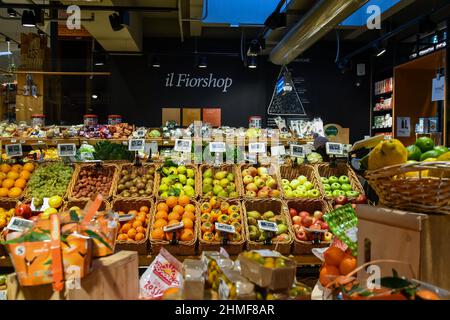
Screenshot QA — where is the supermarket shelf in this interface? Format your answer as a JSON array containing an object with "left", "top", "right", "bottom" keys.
[
  {"left": 374, "top": 91, "right": 393, "bottom": 97},
  {"left": 373, "top": 109, "right": 393, "bottom": 114}
]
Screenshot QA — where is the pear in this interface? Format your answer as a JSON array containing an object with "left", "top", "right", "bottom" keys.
[
  {"left": 247, "top": 210, "right": 261, "bottom": 220},
  {"left": 215, "top": 171, "right": 228, "bottom": 180},
  {"left": 248, "top": 217, "right": 258, "bottom": 226},
  {"left": 203, "top": 168, "right": 213, "bottom": 179},
  {"left": 262, "top": 211, "right": 275, "bottom": 220}
]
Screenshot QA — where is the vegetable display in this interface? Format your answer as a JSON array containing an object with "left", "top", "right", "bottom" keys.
[{"left": 93, "top": 141, "right": 134, "bottom": 161}]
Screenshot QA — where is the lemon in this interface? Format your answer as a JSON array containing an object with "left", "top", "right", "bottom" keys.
[
  {"left": 368, "top": 139, "right": 408, "bottom": 170},
  {"left": 69, "top": 206, "right": 81, "bottom": 212},
  {"left": 44, "top": 207, "right": 58, "bottom": 215},
  {"left": 48, "top": 196, "right": 63, "bottom": 209}
]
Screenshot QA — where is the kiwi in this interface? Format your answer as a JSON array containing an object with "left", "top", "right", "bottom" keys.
[
  {"left": 123, "top": 191, "right": 131, "bottom": 197},
  {"left": 117, "top": 184, "right": 125, "bottom": 192},
  {"left": 130, "top": 186, "right": 138, "bottom": 193},
  {"left": 136, "top": 182, "right": 145, "bottom": 190},
  {"left": 121, "top": 170, "right": 129, "bottom": 176},
  {"left": 125, "top": 181, "right": 133, "bottom": 189}
]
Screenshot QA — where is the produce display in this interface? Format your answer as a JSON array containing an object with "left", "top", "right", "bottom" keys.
[
  {"left": 246, "top": 208, "right": 291, "bottom": 243},
  {"left": 319, "top": 246, "right": 357, "bottom": 287},
  {"left": 27, "top": 162, "right": 73, "bottom": 207},
  {"left": 241, "top": 166, "right": 280, "bottom": 198},
  {"left": 157, "top": 162, "right": 196, "bottom": 198},
  {"left": 201, "top": 168, "right": 238, "bottom": 198},
  {"left": 281, "top": 175, "right": 320, "bottom": 199},
  {"left": 0, "top": 206, "right": 15, "bottom": 231},
  {"left": 116, "top": 205, "right": 150, "bottom": 242},
  {"left": 320, "top": 175, "right": 359, "bottom": 199},
  {"left": 241, "top": 251, "right": 287, "bottom": 268},
  {"left": 0, "top": 163, "right": 34, "bottom": 199},
  {"left": 71, "top": 165, "right": 115, "bottom": 199},
  {"left": 116, "top": 165, "right": 155, "bottom": 198},
  {"left": 289, "top": 207, "right": 332, "bottom": 243},
  {"left": 93, "top": 141, "right": 134, "bottom": 161}
]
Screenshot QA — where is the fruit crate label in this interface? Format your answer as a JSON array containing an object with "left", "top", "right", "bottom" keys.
[
  {"left": 31, "top": 197, "right": 50, "bottom": 212},
  {"left": 209, "top": 142, "right": 226, "bottom": 153},
  {"left": 5, "top": 144, "right": 22, "bottom": 157},
  {"left": 270, "top": 145, "right": 286, "bottom": 156},
  {"left": 10, "top": 139, "right": 16, "bottom": 143},
  {"left": 57, "top": 143, "right": 76, "bottom": 157},
  {"left": 258, "top": 220, "right": 278, "bottom": 232},
  {"left": 163, "top": 221, "right": 184, "bottom": 232},
  {"left": 215, "top": 223, "right": 235, "bottom": 234},
  {"left": 290, "top": 144, "right": 306, "bottom": 158},
  {"left": 174, "top": 139, "right": 192, "bottom": 153},
  {"left": 248, "top": 142, "right": 266, "bottom": 154},
  {"left": 6, "top": 217, "right": 34, "bottom": 232},
  {"left": 118, "top": 213, "right": 135, "bottom": 222},
  {"left": 326, "top": 142, "right": 344, "bottom": 156},
  {"left": 253, "top": 249, "right": 281, "bottom": 258},
  {"left": 129, "top": 139, "right": 145, "bottom": 151},
  {"left": 218, "top": 279, "right": 230, "bottom": 300}
]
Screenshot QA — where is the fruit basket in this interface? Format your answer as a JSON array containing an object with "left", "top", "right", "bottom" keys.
[
  {"left": 150, "top": 196, "right": 199, "bottom": 256},
  {"left": 278, "top": 164, "right": 322, "bottom": 199},
  {"left": 365, "top": 161, "right": 450, "bottom": 215},
  {"left": 239, "top": 164, "right": 282, "bottom": 199},
  {"left": 155, "top": 163, "right": 200, "bottom": 200},
  {"left": 315, "top": 162, "right": 364, "bottom": 201},
  {"left": 113, "top": 163, "right": 157, "bottom": 199},
  {"left": 286, "top": 199, "right": 333, "bottom": 255},
  {"left": 68, "top": 163, "right": 119, "bottom": 201},
  {"left": 0, "top": 162, "right": 36, "bottom": 201},
  {"left": 242, "top": 198, "right": 293, "bottom": 255},
  {"left": 197, "top": 198, "right": 245, "bottom": 255},
  {"left": 113, "top": 198, "right": 153, "bottom": 255},
  {"left": 198, "top": 164, "right": 242, "bottom": 199}
]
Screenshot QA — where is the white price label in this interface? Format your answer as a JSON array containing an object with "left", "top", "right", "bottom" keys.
[
  {"left": 248, "top": 142, "right": 266, "bottom": 154},
  {"left": 118, "top": 213, "right": 135, "bottom": 222},
  {"left": 258, "top": 220, "right": 278, "bottom": 232},
  {"left": 174, "top": 139, "right": 192, "bottom": 153},
  {"left": 246, "top": 153, "right": 257, "bottom": 164},
  {"left": 128, "top": 139, "right": 145, "bottom": 151},
  {"left": 57, "top": 143, "right": 76, "bottom": 157},
  {"left": 31, "top": 197, "right": 50, "bottom": 212},
  {"left": 6, "top": 217, "right": 34, "bottom": 232},
  {"left": 290, "top": 144, "right": 305, "bottom": 158},
  {"left": 253, "top": 249, "right": 282, "bottom": 258},
  {"left": 136, "top": 130, "right": 146, "bottom": 138},
  {"left": 326, "top": 142, "right": 344, "bottom": 156},
  {"left": 10, "top": 139, "right": 16, "bottom": 143},
  {"left": 215, "top": 223, "right": 236, "bottom": 234},
  {"left": 163, "top": 221, "right": 184, "bottom": 232},
  {"left": 209, "top": 142, "right": 226, "bottom": 153},
  {"left": 5, "top": 144, "right": 22, "bottom": 157},
  {"left": 345, "top": 227, "right": 358, "bottom": 242},
  {"left": 270, "top": 145, "right": 285, "bottom": 156}
]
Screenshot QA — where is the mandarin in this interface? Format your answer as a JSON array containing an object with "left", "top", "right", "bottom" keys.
[
  {"left": 319, "top": 264, "right": 341, "bottom": 287},
  {"left": 127, "top": 228, "right": 137, "bottom": 239},
  {"left": 19, "top": 170, "right": 31, "bottom": 180},
  {"left": 166, "top": 196, "right": 178, "bottom": 208},
  {"left": 0, "top": 188, "right": 8, "bottom": 197},
  {"left": 23, "top": 163, "right": 35, "bottom": 172},
  {"left": 117, "top": 234, "right": 128, "bottom": 241},
  {"left": 172, "top": 205, "right": 184, "bottom": 215},
  {"left": 181, "top": 218, "right": 194, "bottom": 229},
  {"left": 324, "top": 247, "right": 346, "bottom": 267},
  {"left": 8, "top": 187, "right": 22, "bottom": 198},
  {"left": 121, "top": 223, "right": 132, "bottom": 233},
  {"left": 11, "top": 164, "right": 22, "bottom": 172},
  {"left": 14, "top": 178, "right": 27, "bottom": 189},
  {"left": 151, "top": 228, "right": 164, "bottom": 240},
  {"left": 154, "top": 219, "right": 168, "bottom": 229},
  {"left": 184, "top": 204, "right": 195, "bottom": 213},
  {"left": 182, "top": 211, "right": 195, "bottom": 221},
  {"left": 339, "top": 256, "right": 357, "bottom": 275},
  {"left": 136, "top": 226, "right": 146, "bottom": 234},
  {"left": 0, "top": 164, "right": 11, "bottom": 173},
  {"left": 155, "top": 210, "right": 168, "bottom": 220},
  {"left": 139, "top": 206, "right": 149, "bottom": 213},
  {"left": 135, "top": 233, "right": 145, "bottom": 241},
  {"left": 178, "top": 195, "right": 190, "bottom": 207},
  {"left": 180, "top": 229, "right": 194, "bottom": 242},
  {"left": 6, "top": 171, "right": 19, "bottom": 180},
  {"left": 156, "top": 202, "right": 169, "bottom": 212}
]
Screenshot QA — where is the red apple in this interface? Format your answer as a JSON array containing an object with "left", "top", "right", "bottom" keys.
[
  {"left": 302, "top": 216, "right": 313, "bottom": 227},
  {"left": 313, "top": 211, "right": 323, "bottom": 220},
  {"left": 292, "top": 224, "right": 302, "bottom": 233},
  {"left": 257, "top": 189, "right": 269, "bottom": 198},
  {"left": 299, "top": 211, "right": 310, "bottom": 219},
  {"left": 289, "top": 208, "right": 298, "bottom": 218},
  {"left": 15, "top": 203, "right": 32, "bottom": 219},
  {"left": 321, "top": 222, "right": 329, "bottom": 230},
  {"left": 292, "top": 216, "right": 302, "bottom": 226},
  {"left": 335, "top": 196, "right": 349, "bottom": 205},
  {"left": 354, "top": 194, "right": 368, "bottom": 204},
  {"left": 296, "top": 230, "right": 308, "bottom": 241}
]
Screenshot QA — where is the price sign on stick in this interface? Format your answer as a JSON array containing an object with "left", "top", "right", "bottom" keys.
[
  {"left": 6, "top": 217, "right": 34, "bottom": 232},
  {"left": 57, "top": 143, "right": 76, "bottom": 157},
  {"left": 271, "top": 145, "right": 285, "bottom": 156},
  {"left": 290, "top": 144, "right": 305, "bottom": 158},
  {"left": 215, "top": 223, "right": 236, "bottom": 234},
  {"left": 209, "top": 142, "right": 226, "bottom": 153},
  {"left": 128, "top": 139, "right": 145, "bottom": 151},
  {"left": 258, "top": 220, "right": 278, "bottom": 232},
  {"left": 6, "top": 144, "right": 22, "bottom": 157},
  {"left": 326, "top": 142, "right": 344, "bottom": 156},
  {"left": 248, "top": 142, "right": 266, "bottom": 154},
  {"left": 174, "top": 139, "right": 192, "bottom": 153},
  {"left": 163, "top": 222, "right": 184, "bottom": 232}
]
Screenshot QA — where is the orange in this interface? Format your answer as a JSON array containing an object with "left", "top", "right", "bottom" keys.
[
  {"left": 121, "top": 223, "right": 132, "bottom": 233},
  {"left": 0, "top": 164, "right": 11, "bottom": 173},
  {"left": 135, "top": 233, "right": 145, "bottom": 241},
  {"left": 0, "top": 172, "right": 6, "bottom": 180},
  {"left": 11, "top": 164, "right": 22, "bottom": 172},
  {"left": 181, "top": 218, "right": 194, "bottom": 229},
  {"left": 165, "top": 230, "right": 181, "bottom": 241},
  {"left": 136, "top": 215, "right": 146, "bottom": 224},
  {"left": 168, "top": 212, "right": 180, "bottom": 221},
  {"left": 319, "top": 264, "right": 341, "bottom": 287},
  {"left": 339, "top": 256, "right": 357, "bottom": 275},
  {"left": 19, "top": 170, "right": 31, "bottom": 181},
  {"left": 14, "top": 178, "right": 27, "bottom": 189},
  {"left": 178, "top": 195, "right": 190, "bottom": 207},
  {"left": 184, "top": 204, "right": 195, "bottom": 213},
  {"left": 155, "top": 210, "right": 168, "bottom": 220},
  {"left": 172, "top": 205, "right": 184, "bottom": 215},
  {"left": 151, "top": 228, "right": 164, "bottom": 240},
  {"left": 166, "top": 196, "right": 178, "bottom": 208},
  {"left": 6, "top": 171, "right": 19, "bottom": 181},
  {"left": 324, "top": 247, "right": 346, "bottom": 267},
  {"left": 8, "top": 187, "right": 22, "bottom": 198},
  {"left": 23, "top": 163, "right": 35, "bottom": 173},
  {"left": 180, "top": 229, "right": 194, "bottom": 242},
  {"left": 154, "top": 219, "right": 168, "bottom": 229},
  {"left": 117, "top": 234, "right": 128, "bottom": 241},
  {"left": 2, "top": 179, "right": 14, "bottom": 189},
  {"left": 182, "top": 211, "right": 195, "bottom": 221},
  {"left": 168, "top": 219, "right": 181, "bottom": 226},
  {"left": 128, "top": 210, "right": 138, "bottom": 216},
  {"left": 127, "top": 228, "right": 137, "bottom": 239},
  {"left": 132, "top": 220, "right": 143, "bottom": 229},
  {"left": 139, "top": 206, "right": 149, "bottom": 213},
  {"left": 136, "top": 226, "right": 146, "bottom": 234},
  {"left": 0, "top": 188, "right": 8, "bottom": 197},
  {"left": 156, "top": 202, "right": 169, "bottom": 212}
]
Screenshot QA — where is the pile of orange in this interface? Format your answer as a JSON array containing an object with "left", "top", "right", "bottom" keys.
[
  {"left": 0, "top": 163, "right": 34, "bottom": 198},
  {"left": 117, "top": 205, "right": 150, "bottom": 242},
  {"left": 319, "top": 247, "right": 357, "bottom": 287},
  {"left": 150, "top": 195, "right": 195, "bottom": 242}
]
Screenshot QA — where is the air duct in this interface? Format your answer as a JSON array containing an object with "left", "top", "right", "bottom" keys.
[{"left": 269, "top": 0, "right": 368, "bottom": 65}]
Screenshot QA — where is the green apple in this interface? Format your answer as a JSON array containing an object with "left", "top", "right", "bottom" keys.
[
  {"left": 203, "top": 177, "right": 213, "bottom": 186},
  {"left": 229, "top": 191, "right": 239, "bottom": 198},
  {"left": 285, "top": 189, "right": 294, "bottom": 198},
  {"left": 303, "top": 181, "right": 313, "bottom": 191},
  {"left": 177, "top": 165, "right": 187, "bottom": 175},
  {"left": 323, "top": 184, "right": 331, "bottom": 191},
  {"left": 187, "top": 178, "right": 195, "bottom": 186},
  {"left": 203, "top": 184, "right": 213, "bottom": 194},
  {"left": 331, "top": 183, "right": 341, "bottom": 191},
  {"left": 213, "top": 185, "right": 223, "bottom": 195},
  {"left": 220, "top": 178, "right": 229, "bottom": 187},
  {"left": 226, "top": 183, "right": 236, "bottom": 192},
  {"left": 297, "top": 175, "right": 308, "bottom": 185},
  {"left": 307, "top": 189, "right": 320, "bottom": 198},
  {"left": 159, "top": 184, "right": 169, "bottom": 192},
  {"left": 169, "top": 167, "right": 178, "bottom": 175},
  {"left": 213, "top": 179, "right": 220, "bottom": 185},
  {"left": 339, "top": 175, "right": 350, "bottom": 184},
  {"left": 227, "top": 173, "right": 235, "bottom": 181},
  {"left": 174, "top": 182, "right": 183, "bottom": 190},
  {"left": 186, "top": 168, "right": 195, "bottom": 178},
  {"left": 218, "top": 190, "right": 228, "bottom": 198},
  {"left": 346, "top": 191, "right": 359, "bottom": 198},
  {"left": 282, "top": 179, "right": 290, "bottom": 186},
  {"left": 329, "top": 176, "right": 339, "bottom": 184},
  {"left": 321, "top": 177, "right": 329, "bottom": 184},
  {"left": 341, "top": 183, "right": 352, "bottom": 192},
  {"left": 290, "top": 179, "right": 301, "bottom": 189},
  {"left": 161, "top": 177, "right": 171, "bottom": 185},
  {"left": 178, "top": 174, "right": 187, "bottom": 184},
  {"left": 203, "top": 168, "right": 213, "bottom": 178},
  {"left": 332, "top": 190, "right": 344, "bottom": 197},
  {"left": 160, "top": 191, "right": 168, "bottom": 198},
  {"left": 325, "top": 191, "right": 332, "bottom": 197},
  {"left": 215, "top": 171, "right": 227, "bottom": 180},
  {"left": 296, "top": 185, "right": 306, "bottom": 192}
]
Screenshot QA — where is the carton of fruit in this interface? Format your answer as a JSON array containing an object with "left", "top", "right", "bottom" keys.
[
  {"left": 238, "top": 250, "right": 296, "bottom": 291},
  {"left": 199, "top": 164, "right": 242, "bottom": 199},
  {"left": 0, "top": 162, "right": 36, "bottom": 201}
]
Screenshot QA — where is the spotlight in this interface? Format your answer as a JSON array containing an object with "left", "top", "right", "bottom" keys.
[
  {"left": 151, "top": 56, "right": 161, "bottom": 68},
  {"left": 7, "top": 8, "right": 17, "bottom": 17},
  {"left": 21, "top": 10, "right": 36, "bottom": 27},
  {"left": 247, "top": 39, "right": 263, "bottom": 57},
  {"left": 92, "top": 94, "right": 98, "bottom": 99},
  {"left": 198, "top": 56, "right": 207, "bottom": 68},
  {"left": 109, "top": 11, "right": 130, "bottom": 32},
  {"left": 248, "top": 56, "right": 257, "bottom": 69},
  {"left": 374, "top": 41, "right": 387, "bottom": 57},
  {"left": 95, "top": 55, "right": 106, "bottom": 66},
  {"left": 33, "top": 8, "right": 44, "bottom": 25}
]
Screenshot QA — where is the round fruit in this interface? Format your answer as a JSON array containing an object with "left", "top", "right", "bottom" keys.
[
  {"left": 172, "top": 205, "right": 184, "bottom": 215},
  {"left": 156, "top": 202, "right": 169, "bottom": 212},
  {"left": 184, "top": 204, "right": 195, "bottom": 212},
  {"left": 155, "top": 210, "right": 168, "bottom": 220},
  {"left": 8, "top": 187, "right": 22, "bottom": 198},
  {"left": 48, "top": 195, "right": 63, "bottom": 209},
  {"left": 135, "top": 233, "right": 145, "bottom": 241},
  {"left": 182, "top": 211, "right": 195, "bottom": 221},
  {"left": 117, "top": 234, "right": 128, "bottom": 241},
  {"left": 168, "top": 219, "right": 180, "bottom": 226},
  {"left": 168, "top": 212, "right": 181, "bottom": 221},
  {"left": 6, "top": 171, "right": 19, "bottom": 180},
  {"left": 127, "top": 228, "right": 137, "bottom": 239},
  {"left": 14, "top": 178, "right": 26, "bottom": 189},
  {"left": 324, "top": 247, "right": 346, "bottom": 267},
  {"left": 151, "top": 228, "right": 164, "bottom": 240},
  {"left": 181, "top": 218, "right": 194, "bottom": 229},
  {"left": 154, "top": 219, "right": 168, "bottom": 229},
  {"left": 11, "top": 164, "right": 22, "bottom": 172},
  {"left": 202, "top": 231, "right": 214, "bottom": 242},
  {"left": 121, "top": 223, "right": 132, "bottom": 233},
  {"left": 178, "top": 195, "right": 190, "bottom": 207},
  {"left": 180, "top": 229, "right": 194, "bottom": 242},
  {"left": 339, "top": 255, "right": 357, "bottom": 275},
  {"left": 139, "top": 206, "right": 149, "bottom": 213},
  {"left": 166, "top": 196, "right": 178, "bottom": 208},
  {"left": 135, "top": 226, "right": 146, "bottom": 234},
  {"left": 23, "top": 163, "right": 35, "bottom": 172},
  {"left": 420, "top": 150, "right": 441, "bottom": 161},
  {"left": 416, "top": 137, "right": 435, "bottom": 153},
  {"left": 132, "top": 220, "right": 143, "bottom": 229},
  {"left": 2, "top": 179, "right": 14, "bottom": 189},
  {"left": 319, "top": 264, "right": 341, "bottom": 287},
  {"left": 0, "top": 164, "right": 11, "bottom": 173},
  {"left": 0, "top": 188, "right": 9, "bottom": 197},
  {"left": 19, "top": 170, "right": 31, "bottom": 181}
]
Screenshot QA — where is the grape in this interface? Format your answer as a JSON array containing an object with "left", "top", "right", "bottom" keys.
[{"left": 28, "top": 163, "right": 74, "bottom": 202}]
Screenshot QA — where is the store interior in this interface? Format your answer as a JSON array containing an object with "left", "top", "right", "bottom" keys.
[{"left": 0, "top": 0, "right": 450, "bottom": 301}]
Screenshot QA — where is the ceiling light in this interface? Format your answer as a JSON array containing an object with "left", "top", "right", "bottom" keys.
[
  {"left": 376, "top": 48, "right": 387, "bottom": 57},
  {"left": 92, "top": 94, "right": 98, "bottom": 99},
  {"left": 7, "top": 8, "right": 17, "bottom": 18},
  {"left": 109, "top": 11, "right": 130, "bottom": 32},
  {"left": 248, "top": 56, "right": 257, "bottom": 69},
  {"left": 22, "top": 10, "right": 36, "bottom": 27},
  {"left": 198, "top": 56, "right": 207, "bottom": 68},
  {"left": 374, "top": 41, "right": 387, "bottom": 57},
  {"left": 152, "top": 56, "right": 161, "bottom": 68},
  {"left": 247, "top": 39, "right": 263, "bottom": 57}
]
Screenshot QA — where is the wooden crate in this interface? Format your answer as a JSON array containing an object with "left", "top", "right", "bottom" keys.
[{"left": 7, "top": 251, "right": 139, "bottom": 300}]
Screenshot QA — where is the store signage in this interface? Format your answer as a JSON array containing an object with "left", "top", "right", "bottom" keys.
[
  {"left": 326, "top": 142, "right": 344, "bottom": 156},
  {"left": 174, "top": 139, "right": 192, "bottom": 152},
  {"left": 258, "top": 220, "right": 278, "bottom": 232},
  {"left": 215, "top": 223, "right": 235, "bottom": 234},
  {"left": 6, "top": 144, "right": 22, "bottom": 157},
  {"left": 270, "top": 145, "right": 285, "bottom": 156},
  {"left": 6, "top": 217, "right": 34, "bottom": 232},
  {"left": 209, "top": 142, "right": 226, "bottom": 153},
  {"left": 396, "top": 117, "right": 411, "bottom": 137},
  {"left": 432, "top": 76, "right": 445, "bottom": 101},
  {"left": 57, "top": 143, "right": 76, "bottom": 157},
  {"left": 248, "top": 142, "right": 266, "bottom": 154},
  {"left": 164, "top": 73, "right": 233, "bottom": 93},
  {"left": 128, "top": 139, "right": 145, "bottom": 151},
  {"left": 163, "top": 222, "right": 184, "bottom": 232},
  {"left": 290, "top": 144, "right": 309, "bottom": 158}
]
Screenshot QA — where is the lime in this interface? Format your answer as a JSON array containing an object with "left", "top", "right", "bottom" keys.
[
  {"left": 420, "top": 150, "right": 441, "bottom": 161},
  {"left": 434, "top": 146, "right": 448, "bottom": 154},
  {"left": 406, "top": 145, "right": 422, "bottom": 161},
  {"left": 415, "top": 137, "right": 435, "bottom": 153}
]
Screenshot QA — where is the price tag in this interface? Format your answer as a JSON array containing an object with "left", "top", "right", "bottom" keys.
[
  {"left": 326, "top": 142, "right": 344, "bottom": 156},
  {"left": 57, "top": 143, "right": 76, "bottom": 157},
  {"left": 31, "top": 197, "right": 50, "bottom": 212},
  {"left": 258, "top": 220, "right": 278, "bottom": 232},
  {"left": 246, "top": 153, "right": 257, "bottom": 164},
  {"left": 270, "top": 145, "right": 285, "bottom": 156},
  {"left": 174, "top": 139, "right": 192, "bottom": 152},
  {"left": 290, "top": 144, "right": 305, "bottom": 158},
  {"left": 163, "top": 222, "right": 184, "bottom": 232},
  {"left": 6, "top": 217, "right": 34, "bottom": 232},
  {"left": 10, "top": 139, "right": 16, "bottom": 143},
  {"left": 118, "top": 213, "right": 135, "bottom": 222},
  {"left": 20, "top": 140, "right": 26, "bottom": 144},
  {"left": 128, "top": 139, "right": 145, "bottom": 151},
  {"left": 122, "top": 141, "right": 128, "bottom": 146},
  {"left": 215, "top": 223, "right": 236, "bottom": 234},
  {"left": 303, "top": 227, "right": 327, "bottom": 234},
  {"left": 248, "top": 142, "right": 266, "bottom": 154},
  {"left": 253, "top": 249, "right": 281, "bottom": 258},
  {"left": 6, "top": 144, "right": 22, "bottom": 157},
  {"left": 209, "top": 142, "right": 226, "bottom": 153}
]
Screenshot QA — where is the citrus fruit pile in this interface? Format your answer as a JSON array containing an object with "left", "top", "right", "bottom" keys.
[
  {"left": 0, "top": 163, "right": 34, "bottom": 199},
  {"left": 319, "top": 247, "right": 357, "bottom": 287},
  {"left": 151, "top": 195, "right": 196, "bottom": 242},
  {"left": 117, "top": 205, "right": 150, "bottom": 242},
  {"left": 0, "top": 206, "right": 15, "bottom": 230}
]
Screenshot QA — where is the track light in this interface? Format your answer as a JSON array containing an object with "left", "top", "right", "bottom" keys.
[
  {"left": 247, "top": 39, "right": 263, "bottom": 57},
  {"left": 7, "top": 8, "right": 17, "bottom": 17},
  {"left": 374, "top": 41, "right": 387, "bottom": 57},
  {"left": 33, "top": 8, "right": 44, "bottom": 25},
  {"left": 198, "top": 56, "right": 207, "bottom": 68},
  {"left": 151, "top": 56, "right": 161, "bottom": 68},
  {"left": 22, "top": 10, "right": 36, "bottom": 27},
  {"left": 248, "top": 56, "right": 257, "bottom": 69},
  {"left": 109, "top": 11, "right": 130, "bottom": 32},
  {"left": 95, "top": 55, "right": 106, "bottom": 66}
]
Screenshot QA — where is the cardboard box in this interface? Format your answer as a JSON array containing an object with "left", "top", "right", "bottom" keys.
[{"left": 356, "top": 205, "right": 450, "bottom": 290}]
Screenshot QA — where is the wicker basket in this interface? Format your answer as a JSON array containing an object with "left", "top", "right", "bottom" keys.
[
  {"left": 286, "top": 199, "right": 333, "bottom": 255},
  {"left": 68, "top": 163, "right": 119, "bottom": 201},
  {"left": 315, "top": 163, "right": 364, "bottom": 200},
  {"left": 242, "top": 198, "right": 293, "bottom": 255},
  {"left": 198, "top": 164, "right": 242, "bottom": 200},
  {"left": 112, "top": 198, "right": 153, "bottom": 255},
  {"left": 0, "top": 199, "right": 18, "bottom": 257},
  {"left": 278, "top": 164, "right": 322, "bottom": 199},
  {"left": 197, "top": 199, "right": 245, "bottom": 255},
  {"left": 150, "top": 199, "right": 199, "bottom": 256},
  {"left": 365, "top": 161, "right": 450, "bottom": 215},
  {"left": 154, "top": 163, "right": 200, "bottom": 200},
  {"left": 239, "top": 163, "right": 282, "bottom": 200},
  {"left": 0, "top": 162, "right": 40, "bottom": 202},
  {"left": 113, "top": 163, "right": 157, "bottom": 199}
]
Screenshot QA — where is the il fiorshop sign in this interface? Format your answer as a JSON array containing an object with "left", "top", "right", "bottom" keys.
[{"left": 164, "top": 73, "right": 233, "bottom": 93}]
